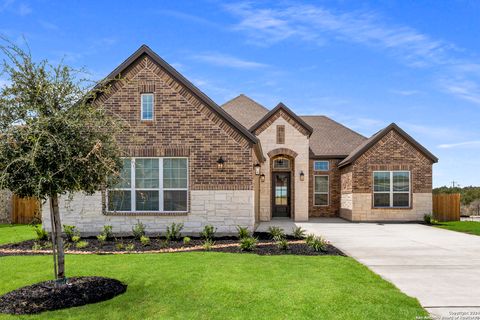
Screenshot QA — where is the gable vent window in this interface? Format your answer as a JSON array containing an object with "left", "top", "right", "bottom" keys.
[
  {"left": 276, "top": 125, "right": 285, "bottom": 144},
  {"left": 141, "top": 93, "right": 154, "bottom": 120},
  {"left": 273, "top": 157, "right": 290, "bottom": 170}
]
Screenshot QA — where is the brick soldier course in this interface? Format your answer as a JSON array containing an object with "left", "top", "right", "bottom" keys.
[{"left": 39, "top": 45, "right": 438, "bottom": 235}]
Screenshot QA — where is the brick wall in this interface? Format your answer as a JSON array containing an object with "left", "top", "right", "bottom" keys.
[{"left": 308, "top": 159, "right": 341, "bottom": 217}]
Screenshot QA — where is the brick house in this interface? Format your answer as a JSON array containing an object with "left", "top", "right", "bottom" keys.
[{"left": 42, "top": 45, "right": 438, "bottom": 234}]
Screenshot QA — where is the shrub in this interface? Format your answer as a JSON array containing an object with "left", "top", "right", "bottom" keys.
[
  {"left": 307, "top": 236, "right": 328, "bottom": 252},
  {"left": 34, "top": 226, "right": 48, "bottom": 241},
  {"left": 202, "top": 239, "right": 214, "bottom": 251},
  {"left": 32, "top": 242, "right": 42, "bottom": 251},
  {"left": 239, "top": 237, "right": 257, "bottom": 251},
  {"left": 166, "top": 223, "right": 184, "bottom": 241},
  {"left": 97, "top": 234, "right": 107, "bottom": 245},
  {"left": 292, "top": 226, "right": 306, "bottom": 239},
  {"left": 277, "top": 238, "right": 289, "bottom": 251},
  {"left": 43, "top": 241, "right": 53, "bottom": 249},
  {"left": 125, "top": 243, "right": 135, "bottom": 251},
  {"left": 424, "top": 213, "right": 432, "bottom": 224},
  {"left": 75, "top": 241, "right": 89, "bottom": 249},
  {"left": 132, "top": 221, "right": 146, "bottom": 240},
  {"left": 115, "top": 241, "right": 124, "bottom": 250},
  {"left": 71, "top": 235, "right": 81, "bottom": 243},
  {"left": 183, "top": 236, "right": 191, "bottom": 245},
  {"left": 200, "top": 225, "right": 216, "bottom": 240},
  {"left": 236, "top": 226, "right": 250, "bottom": 239},
  {"left": 140, "top": 235, "right": 150, "bottom": 246},
  {"left": 63, "top": 225, "right": 79, "bottom": 242},
  {"left": 305, "top": 233, "right": 315, "bottom": 245},
  {"left": 159, "top": 239, "right": 169, "bottom": 248},
  {"left": 267, "top": 226, "right": 285, "bottom": 241},
  {"left": 102, "top": 225, "right": 114, "bottom": 240}
]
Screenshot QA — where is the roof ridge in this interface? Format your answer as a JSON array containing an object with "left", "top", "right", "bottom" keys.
[{"left": 221, "top": 94, "right": 269, "bottom": 111}]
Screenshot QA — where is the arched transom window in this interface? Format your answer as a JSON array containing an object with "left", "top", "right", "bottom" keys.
[{"left": 273, "top": 157, "right": 290, "bottom": 170}]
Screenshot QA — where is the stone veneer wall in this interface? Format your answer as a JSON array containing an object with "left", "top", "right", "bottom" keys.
[
  {"left": 308, "top": 159, "right": 341, "bottom": 217},
  {"left": 256, "top": 116, "right": 309, "bottom": 222},
  {"left": 42, "top": 190, "right": 255, "bottom": 235},
  {"left": 340, "top": 129, "right": 434, "bottom": 221},
  {"left": 0, "top": 190, "right": 12, "bottom": 223}
]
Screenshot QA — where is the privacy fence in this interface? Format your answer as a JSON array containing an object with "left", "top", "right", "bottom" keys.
[{"left": 432, "top": 193, "right": 461, "bottom": 222}]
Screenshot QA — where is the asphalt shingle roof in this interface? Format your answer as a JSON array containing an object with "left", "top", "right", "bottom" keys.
[{"left": 222, "top": 94, "right": 269, "bottom": 128}]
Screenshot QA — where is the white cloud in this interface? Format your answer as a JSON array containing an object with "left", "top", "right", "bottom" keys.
[
  {"left": 389, "top": 89, "right": 421, "bottom": 96},
  {"left": 192, "top": 53, "right": 269, "bottom": 69},
  {"left": 438, "top": 141, "right": 480, "bottom": 149},
  {"left": 439, "top": 79, "right": 480, "bottom": 105}
]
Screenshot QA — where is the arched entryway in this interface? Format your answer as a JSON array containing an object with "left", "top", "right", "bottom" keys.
[{"left": 271, "top": 155, "right": 294, "bottom": 218}]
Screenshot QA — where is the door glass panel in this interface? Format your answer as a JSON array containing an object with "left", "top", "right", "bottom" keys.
[{"left": 275, "top": 175, "right": 288, "bottom": 205}]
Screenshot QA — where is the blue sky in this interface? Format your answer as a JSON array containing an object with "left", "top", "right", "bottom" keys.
[{"left": 1, "top": 0, "right": 479, "bottom": 187}]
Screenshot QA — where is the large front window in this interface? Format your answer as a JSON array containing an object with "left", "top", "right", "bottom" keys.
[
  {"left": 108, "top": 157, "right": 188, "bottom": 212},
  {"left": 373, "top": 171, "right": 410, "bottom": 208}
]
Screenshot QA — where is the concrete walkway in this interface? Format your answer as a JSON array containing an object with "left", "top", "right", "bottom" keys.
[{"left": 257, "top": 218, "right": 480, "bottom": 318}]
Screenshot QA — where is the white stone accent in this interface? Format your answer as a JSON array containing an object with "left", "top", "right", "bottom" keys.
[
  {"left": 42, "top": 190, "right": 255, "bottom": 235},
  {"left": 257, "top": 117, "right": 309, "bottom": 222},
  {"left": 340, "top": 193, "right": 432, "bottom": 221}
]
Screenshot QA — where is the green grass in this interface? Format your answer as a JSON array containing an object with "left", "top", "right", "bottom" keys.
[
  {"left": 0, "top": 224, "right": 37, "bottom": 245},
  {"left": 434, "top": 220, "right": 480, "bottom": 236},
  {"left": 0, "top": 253, "right": 426, "bottom": 319}
]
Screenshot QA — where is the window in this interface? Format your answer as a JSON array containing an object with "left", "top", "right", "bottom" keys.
[
  {"left": 276, "top": 125, "right": 285, "bottom": 144},
  {"left": 273, "top": 157, "right": 290, "bottom": 169},
  {"left": 141, "top": 93, "right": 154, "bottom": 120},
  {"left": 373, "top": 171, "right": 410, "bottom": 208},
  {"left": 314, "top": 175, "right": 329, "bottom": 206},
  {"left": 108, "top": 157, "right": 188, "bottom": 212},
  {"left": 313, "top": 161, "right": 329, "bottom": 171}
]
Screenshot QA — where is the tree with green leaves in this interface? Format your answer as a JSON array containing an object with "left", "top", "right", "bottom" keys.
[{"left": 0, "top": 39, "right": 123, "bottom": 283}]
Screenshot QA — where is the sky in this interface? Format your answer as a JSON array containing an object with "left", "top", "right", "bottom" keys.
[{"left": 1, "top": 0, "right": 479, "bottom": 187}]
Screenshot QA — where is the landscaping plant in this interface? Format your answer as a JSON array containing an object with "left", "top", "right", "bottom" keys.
[
  {"left": 183, "top": 237, "right": 191, "bottom": 245},
  {"left": 236, "top": 226, "right": 250, "bottom": 239},
  {"left": 0, "top": 38, "right": 123, "bottom": 283},
  {"left": 202, "top": 239, "right": 214, "bottom": 251},
  {"left": 102, "top": 225, "right": 114, "bottom": 240},
  {"left": 166, "top": 223, "right": 183, "bottom": 241},
  {"left": 277, "top": 238, "right": 289, "bottom": 251},
  {"left": 132, "top": 221, "right": 146, "bottom": 240},
  {"left": 239, "top": 237, "right": 257, "bottom": 251},
  {"left": 305, "top": 233, "right": 315, "bottom": 245},
  {"left": 97, "top": 234, "right": 107, "bottom": 245},
  {"left": 125, "top": 243, "right": 135, "bottom": 251},
  {"left": 63, "top": 225, "right": 80, "bottom": 242},
  {"left": 140, "top": 236, "right": 150, "bottom": 246},
  {"left": 267, "top": 226, "right": 285, "bottom": 241},
  {"left": 201, "top": 224, "right": 216, "bottom": 240},
  {"left": 75, "top": 241, "right": 89, "bottom": 249},
  {"left": 307, "top": 236, "right": 329, "bottom": 252},
  {"left": 71, "top": 235, "right": 81, "bottom": 243},
  {"left": 292, "top": 226, "right": 306, "bottom": 239},
  {"left": 34, "top": 226, "right": 48, "bottom": 241}
]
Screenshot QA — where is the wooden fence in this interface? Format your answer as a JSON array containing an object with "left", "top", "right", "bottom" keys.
[
  {"left": 12, "top": 195, "right": 41, "bottom": 224},
  {"left": 432, "top": 193, "right": 461, "bottom": 222}
]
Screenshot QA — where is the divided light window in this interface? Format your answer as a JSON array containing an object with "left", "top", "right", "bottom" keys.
[
  {"left": 141, "top": 93, "right": 154, "bottom": 120},
  {"left": 276, "top": 125, "right": 285, "bottom": 144},
  {"left": 373, "top": 171, "right": 410, "bottom": 208},
  {"left": 314, "top": 175, "right": 329, "bottom": 206},
  {"left": 108, "top": 158, "right": 188, "bottom": 212},
  {"left": 313, "top": 161, "right": 329, "bottom": 171}
]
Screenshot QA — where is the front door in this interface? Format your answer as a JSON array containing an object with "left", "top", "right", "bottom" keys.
[{"left": 272, "top": 172, "right": 291, "bottom": 218}]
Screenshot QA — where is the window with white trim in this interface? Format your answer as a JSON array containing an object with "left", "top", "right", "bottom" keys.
[
  {"left": 314, "top": 175, "right": 329, "bottom": 206},
  {"left": 373, "top": 171, "right": 410, "bottom": 208},
  {"left": 141, "top": 93, "right": 154, "bottom": 120},
  {"left": 313, "top": 161, "right": 329, "bottom": 171},
  {"left": 108, "top": 157, "right": 188, "bottom": 212}
]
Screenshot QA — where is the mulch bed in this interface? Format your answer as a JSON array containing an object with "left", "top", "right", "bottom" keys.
[
  {"left": 0, "top": 276, "right": 126, "bottom": 315},
  {"left": 0, "top": 233, "right": 345, "bottom": 257}
]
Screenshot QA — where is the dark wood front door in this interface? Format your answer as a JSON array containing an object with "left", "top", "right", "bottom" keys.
[{"left": 272, "top": 172, "right": 291, "bottom": 218}]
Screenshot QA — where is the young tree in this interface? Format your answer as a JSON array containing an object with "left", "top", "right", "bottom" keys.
[{"left": 0, "top": 39, "right": 123, "bottom": 283}]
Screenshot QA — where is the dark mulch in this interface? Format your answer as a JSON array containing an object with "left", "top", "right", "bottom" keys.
[
  {"left": 0, "top": 232, "right": 345, "bottom": 257},
  {"left": 0, "top": 276, "right": 127, "bottom": 315}
]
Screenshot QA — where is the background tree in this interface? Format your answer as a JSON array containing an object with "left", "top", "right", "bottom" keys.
[{"left": 0, "top": 39, "right": 123, "bottom": 283}]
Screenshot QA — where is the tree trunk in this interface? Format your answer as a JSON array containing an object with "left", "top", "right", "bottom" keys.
[{"left": 50, "top": 194, "right": 65, "bottom": 282}]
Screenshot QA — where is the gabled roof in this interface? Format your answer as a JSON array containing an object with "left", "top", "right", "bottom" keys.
[
  {"left": 95, "top": 45, "right": 259, "bottom": 146},
  {"left": 250, "top": 102, "right": 314, "bottom": 136},
  {"left": 338, "top": 123, "right": 439, "bottom": 167},
  {"left": 301, "top": 116, "right": 367, "bottom": 158},
  {"left": 222, "top": 94, "right": 269, "bottom": 128}
]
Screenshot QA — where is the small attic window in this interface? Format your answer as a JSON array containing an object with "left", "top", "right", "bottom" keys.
[
  {"left": 273, "top": 157, "right": 290, "bottom": 169},
  {"left": 141, "top": 93, "right": 154, "bottom": 120},
  {"left": 276, "top": 125, "right": 285, "bottom": 144}
]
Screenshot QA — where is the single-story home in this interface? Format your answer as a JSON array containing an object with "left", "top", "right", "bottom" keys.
[{"left": 42, "top": 45, "right": 438, "bottom": 234}]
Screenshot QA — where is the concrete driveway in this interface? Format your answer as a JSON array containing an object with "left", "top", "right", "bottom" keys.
[{"left": 257, "top": 218, "right": 480, "bottom": 317}]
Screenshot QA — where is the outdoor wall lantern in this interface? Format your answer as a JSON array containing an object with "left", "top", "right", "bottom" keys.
[
  {"left": 254, "top": 163, "right": 261, "bottom": 175},
  {"left": 300, "top": 171, "right": 305, "bottom": 181},
  {"left": 260, "top": 174, "right": 265, "bottom": 182},
  {"left": 216, "top": 156, "right": 225, "bottom": 169}
]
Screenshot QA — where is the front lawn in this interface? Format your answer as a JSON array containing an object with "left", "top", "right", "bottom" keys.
[
  {"left": 0, "top": 253, "right": 426, "bottom": 319},
  {"left": 434, "top": 220, "right": 480, "bottom": 236},
  {"left": 0, "top": 224, "right": 37, "bottom": 245}
]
